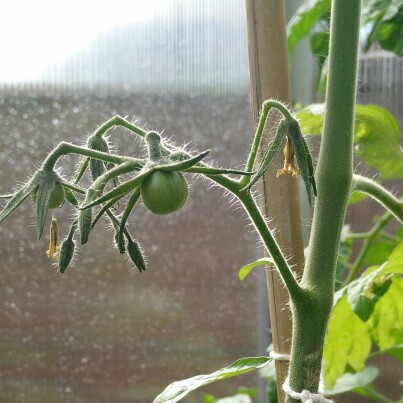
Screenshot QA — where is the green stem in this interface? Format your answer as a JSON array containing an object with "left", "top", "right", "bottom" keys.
[
  {"left": 203, "top": 173, "right": 301, "bottom": 299},
  {"left": 237, "top": 190, "right": 302, "bottom": 301},
  {"left": 244, "top": 100, "right": 293, "bottom": 175},
  {"left": 379, "top": 231, "right": 399, "bottom": 242},
  {"left": 42, "top": 142, "right": 142, "bottom": 171},
  {"left": 93, "top": 115, "right": 147, "bottom": 139},
  {"left": 353, "top": 174, "right": 403, "bottom": 223},
  {"left": 288, "top": 0, "right": 361, "bottom": 400},
  {"left": 344, "top": 212, "right": 392, "bottom": 285},
  {"left": 354, "top": 386, "right": 394, "bottom": 403}
]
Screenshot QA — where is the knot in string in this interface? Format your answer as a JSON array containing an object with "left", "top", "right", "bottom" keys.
[{"left": 283, "top": 377, "right": 333, "bottom": 403}]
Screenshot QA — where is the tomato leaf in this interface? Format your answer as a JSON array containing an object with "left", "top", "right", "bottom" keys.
[
  {"left": 337, "top": 242, "right": 403, "bottom": 321},
  {"left": 153, "top": 357, "right": 270, "bottom": 403},
  {"left": 323, "top": 297, "right": 372, "bottom": 389},
  {"left": 377, "top": 241, "right": 403, "bottom": 276},
  {"left": 310, "top": 31, "right": 329, "bottom": 67},
  {"left": 346, "top": 267, "right": 393, "bottom": 322},
  {"left": 361, "top": 0, "right": 403, "bottom": 55},
  {"left": 325, "top": 264, "right": 403, "bottom": 389},
  {"left": 296, "top": 104, "right": 403, "bottom": 179},
  {"left": 368, "top": 276, "right": 403, "bottom": 354},
  {"left": 348, "top": 191, "right": 368, "bottom": 205},
  {"left": 287, "top": 0, "right": 331, "bottom": 57},
  {"left": 215, "top": 394, "right": 252, "bottom": 403},
  {"left": 239, "top": 258, "right": 273, "bottom": 281},
  {"left": 324, "top": 366, "right": 379, "bottom": 396},
  {"left": 362, "top": 240, "right": 397, "bottom": 266}
]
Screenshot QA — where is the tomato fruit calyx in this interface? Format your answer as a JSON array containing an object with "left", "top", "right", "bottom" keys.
[
  {"left": 140, "top": 171, "right": 188, "bottom": 215},
  {"left": 32, "top": 181, "right": 66, "bottom": 209}
]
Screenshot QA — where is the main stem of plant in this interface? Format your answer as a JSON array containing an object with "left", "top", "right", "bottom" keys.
[{"left": 286, "top": 1, "right": 361, "bottom": 401}]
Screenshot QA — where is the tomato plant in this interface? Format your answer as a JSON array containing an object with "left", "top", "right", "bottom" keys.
[{"left": 0, "top": 0, "right": 402, "bottom": 402}]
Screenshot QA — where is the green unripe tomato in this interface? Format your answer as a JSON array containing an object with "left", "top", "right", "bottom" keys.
[
  {"left": 140, "top": 171, "right": 188, "bottom": 215},
  {"left": 32, "top": 182, "right": 66, "bottom": 209}
]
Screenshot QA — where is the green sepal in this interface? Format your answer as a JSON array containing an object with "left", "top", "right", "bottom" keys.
[
  {"left": 301, "top": 135, "right": 317, "bottom": 197},
  {"left": 74, "top": 157, "right": 89, "bottom": 184},
  {"left": 159, "top": 150, "right": 210, "bottom": 172},
  {"left": 184, "top": 166, "right": 254, "bottom": 176},
  {"left": 91, "top": 195, "right": 122, "bottom": 230},
  {"left": 106, "top": 162, "right": 120, "bottom": 188},
  {"left": 90, "top": 159, "right": 105, "bottom": 180},
  {"left": 60, "top": 181, "right": 85, "bottom": 195},
  {"left": 63, "top": 187, "right": 79, "bottom": 206},
  {"left": 126, "top": 233, "right": 147, "bottom": 272},
  {"left": 35, "top": 170, "right": 61, "bottom": 239},
  {"left": 81, "top": 169, "right": 153, "bottom": 210},
  {"left": 242, "top": 119, "right": 288, "bottom": 192},
  {"left": 287, "top": 119, "right": 317, "bottom": 204},
  {"left": 0, "top": 174, "right": 39, "bottom": 223},
  {"left": 58, "top": 220, "right": 78, "bottom": 273},
  {"left": 117, "top": 188, "right": 141, "bottom": 243},
  {"left": 106, "top": 208, "right": 126, "bottom": 254},
  {"left": 89, "top": 161, "right": 144, "bottom": 196}
]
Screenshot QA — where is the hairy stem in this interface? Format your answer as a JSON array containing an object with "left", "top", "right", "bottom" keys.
[
  {"left": 93, "top": 115, "right": 147, "bottom": 139},
  {"left": 42, "top": 142, "right": 142, "bottom": 171},
  {"left": 353, "top": 174, "right": 403, "bottom": 223},
  {"left": 244, "top": 100, "right": 293, "bottom": 175},
  {"left": 237, "top": 191, "right": 302, "bottom": 301},
  {"left": 288, "top": 0, "right": 361, "bottom": 400},
  {"left": 203, "top": 173, "right": 301, "bottom": 299},
  {"left": 355, "top": 386, "right": 394, "bottom": 403}
]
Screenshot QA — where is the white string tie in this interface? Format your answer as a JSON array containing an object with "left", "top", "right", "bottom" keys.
[
  {"left": 283, "top": 377, "right": 333, "bottom": 403},
  {"left": 269, "top": 351, "right": 290, "bottom": 361}
]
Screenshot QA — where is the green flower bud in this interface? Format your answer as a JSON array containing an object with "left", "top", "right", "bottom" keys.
[
  {"left": 127, "top": 235, "right": 146, "bottom": 273},
  {"left": 58, "top": 221, "right": 77, "bottom": 273},
  {"left": 87, "top": 135, "right": 110, "bottom": 180},
  {"left": 115, "top": 232, "right": 126, "bottom": 254}
]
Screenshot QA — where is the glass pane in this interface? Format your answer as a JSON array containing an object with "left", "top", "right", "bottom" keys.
[{"left": 0, "top": 1, "right": 269, "bottom": 402}]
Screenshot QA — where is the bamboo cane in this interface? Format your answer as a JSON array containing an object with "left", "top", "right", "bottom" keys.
[{"left": 244, "top": 1, "right": 305, "bottom": 400}]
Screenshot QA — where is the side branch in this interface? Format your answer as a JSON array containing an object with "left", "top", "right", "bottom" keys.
[
  {"left": 353, "top": 174, "right": 403, "bottom": 223},
  {"left": 93, "top": 115, "right": 147, "bottom": 140},
  {"left": 42, "top": 142, "right": 143, "bottom": 171},
  {"left": 203, "top": 173, "right": 301, "bottom": 299},
  {"left": 238, "top": 191, "right": 302, "bottom": 300},
  {"left": 244, "top": 100, "right": 293, "bottom": 174}
]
